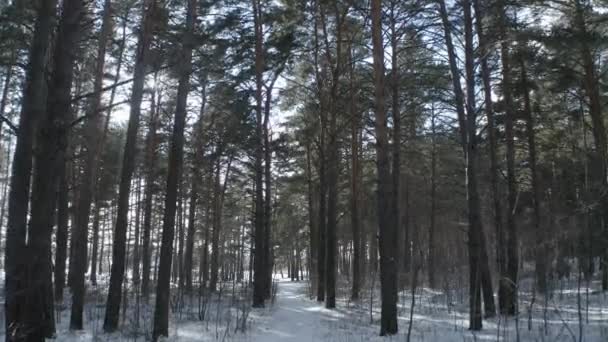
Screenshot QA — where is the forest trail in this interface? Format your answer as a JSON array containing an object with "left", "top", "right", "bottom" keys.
[{"left": 249, "top": 280, "right": 338, "bottom": 342}]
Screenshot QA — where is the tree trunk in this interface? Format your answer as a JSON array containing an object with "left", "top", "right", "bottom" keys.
[
  {"left": 573, "top": 0, "right": 608, "bottom": 291},
  {"left": 251, "top": 0, "right": 267, "bottom": 308},
  {"left": 389, "top": 0, "right": 401, "bottom": 286},
  {"left": 464, "top": 0, "right": 484, "bottom": 328},
  {"left": 141, "top": 73, "right": 161, "bottom": 300},
  {"left": 54, "top": 155, "right": 70, "bottom": 302},
  {"left": 184, "top": 85, "right": 206, "bottom": 293},
  {"left": 518, "top": 56, "right": 547, "bottom": 294},
  {"left": 261, "top": 63, "right": 286, "bottom": 297},
  {"left": 321, "top": 2, "right": 344, "bottom": 309},
  {"left": 209, "top": 156, "right": 222, "bottom": 292},
  {"left": 348, "top": 41, "right": 361, "bottom": 301},
  {"left": 90, "top": 201, "right": 102, "bottom": 285},
  {"left": 5, "top": 0, "right": 57, "bottom": 338},
  {"left": 133, "top": 176, "right": 143, "bottom": 286},
  {"left": 27, "top": 0, "right": 84, "bottom": 336},
  {"left": 472, "top": 0, "right": 501, "bottom": 317},
  {"left": 202, "top": 192, "right": 211, "bottom": 285},
  {"left": 498, "top": 0, "right": 518, "bottom": 315},
  {"left": 103, "top": 0, "right": 156, "bottom": 331},
  {"left": 305, "top": 143, "right": 317, "bottom": 294},
  {"left": 372, "top": 0, "right": 398, "bottom": 335},
  {"left": 152, "top": 0, "right": 195, "bottom": 338},
  {"left": 428, "top": 104, "right": 437, "bottom": 289}
]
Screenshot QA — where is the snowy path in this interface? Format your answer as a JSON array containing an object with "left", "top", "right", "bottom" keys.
[{"left": 250, "top": 280, "right": 336, "bottom": 342}]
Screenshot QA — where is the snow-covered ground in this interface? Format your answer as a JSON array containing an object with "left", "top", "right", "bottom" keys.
[{"left": 2, "top": 276, "right": 607, "bottom": 341}]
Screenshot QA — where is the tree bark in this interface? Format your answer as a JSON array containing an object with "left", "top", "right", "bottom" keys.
[
  {"left": 463, "top": 0, "right": 484, "bottom": 328},
  {"left": 429, "top": 104, "right": 437, "bottom": 289},
  {"left": 389, "top": 0, "right": 401, "bottom": 286},
  {"left": 573, "top": 0, "right": 608, "bottom": 291},
  {"left": 305, "top": 142, "right": 317, "bottom": 294},
  {"left": 498, "top": 0, "right": 518, "bottom": 315},
  {"left": 141, "top": 73, "right": 161, "bottom": 300},
  {"left": 133, "top": 176, "right": 143, "bottom": 286},
  {"left": 251, "top": 0, "right": 267, "bottom": 308},
  {"left": 320, "top": 1, "right": 345, "bottom": 310},
  {"left": 5, "top": 0, "right": 57, "bottom": 338},
  {"left": 103, "top": 0, "right": 156, "bottom": 331},
  {"left": 89, "top": 201, "right": 102, "bottom": 286},
  {"left": 152, "top": 0, "right": 195, "bottom": 337},
  {"left": 472, "top": 0, "right": 500, "bottom": 317},
  {"left": 372, "top": 0, "right": 398, "bottom": 335},
  {"left": 28, "top": 0, "right": 84, "bottom": 336},
  {"left": 348, "top": 41, "right": 361, "bottom": 301},
  {"left": 184, "top": 87, "right": 206, "bottom": 293},
  {"left": 209, "top": 155, "right": 222, "bottom": 292},
  {"left": 54, "top": 154, "right": 70, "bottom": 302}
]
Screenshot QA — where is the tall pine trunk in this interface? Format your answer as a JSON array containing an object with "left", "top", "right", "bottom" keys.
[
  {"left": 141, "top": 73, "right": 161, "bottom": 300},
  {"left": 473, "top": 0, "right": 502, "bottom": 314},
  {"left": 30, "top": 0, "right": 84, "bottom": 336},
  {"left": 519, "top": 56, "right": 546, "bottom": 294},
  {"left": 5, "top": 0, "right": 57, "bottom": 337},
  {"left": 90, "top": 201, "right": 102, "bottom": 285},
  {"left": 372, "top": 0, "right": 398, "bottom": 335},
  {"left": 438, "top": 0, "right": 495, "bottom": 326},
  {"left": 573, "top": 0, "right": 608, "bottom": 291},
  {"left": 103, "top": 0, "right": 156, "bottom": 331},
  {"left": 152, "top": 0, "right": 195, "bottom": 337},
  {"left": 251, "top": 0, "right": 267, "bottom": 308},
  {"left": 183, "top": 90, "right": 206, "bottom": 293},
  {"left": 348, "top": 41, "right": 361, "bottom": 301},
  {"left": 498, "top": 0, "right": 518, "bottom": 315},
  {"left": 463, "top": 0, "right": 485, "bottom": 328}
]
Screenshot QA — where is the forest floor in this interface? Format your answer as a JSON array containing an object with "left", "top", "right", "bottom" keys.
[{"left": 1, "top": 275, "right": 607, "bottom": 341}]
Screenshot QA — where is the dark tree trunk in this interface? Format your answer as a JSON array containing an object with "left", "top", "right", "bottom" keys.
[
  {"left": 261, "top": 64, "right": 285, "bottom": 298},
  {"left": 90, "top": 202, "right": 102, "bottom": 285},
  {"left": 176, "top": 189, "right": 185, "bottom": 286},
  {"left": 184, "top": 88, "right": 206, "bottom": 293},
  {"left": 473, "top": 0, "right": 500, "bottom": 317},
  {"left": 263, "top": 81, "right": 273, "bottom": 299},
  {"left": 152, "top": 0, "right": 195, "bottom": 337},
  {"left": 305, "top": 143, "right": 317, "bottom": 293},
  {"left": 428, "top": 105, "right": 437, "bottom": 289},
  {"left": 325, "top": 108, "right": 337, "bottom": 309},
  {"left": 348, "top": 41, "right": 361, "bottom": 301},
  {"left": 321, "top": 2, "right": 344, "bottom": 309},
  {"left": 54, "top": 156, "right": 70, "bottom": 302},
  {"left": 372, "top": 0, "right": 398, "bottom": 335},
  {"left": 519, "top": 57, "right": 546, "bottom": 294},
  {"left": 498, "top": 0, "right": 518, "bottom": 316},
  {"left": 466, "top": 0, "right": 498, "bottom": 319},
  {"left": 133, "top": 176, "right": 143, "bottom": 286},
  {"left": 251, "top": 0, "right": 267, "bottom": 308},
  {"left": 438, "top": 0, "right": 495, "bottom": 327},
  {"left": 389, "top": 0, "right": 401, "bottom": 286},
  {"left": 71, "top": 0, "right": 113, "bottom": 326},
  {"left": 209, "top": 157, "right": 222, "bottom": 292},
  {"left": 464, "top": 0, "right": 484, "bottom": 329},
  {"left": 573, "top": 0, "right": 608, "bottom": 291},
  {"left": 317, "top": 123, "right": 327, "bottom": 304},
  {"left": 28, "top": 0, "right": 84, "bottom": 336},
  {"left": 5, "top": 0, "right": 57, "bottom": 338},
  {"left": 141, "top": 73, "right": 161, "bottom": 300},
  {"left": 184, "top": 171, "right": 198, "bottom": 292},
  {"left": 103, "top": 0, "right": 156, "bottom": 332}
]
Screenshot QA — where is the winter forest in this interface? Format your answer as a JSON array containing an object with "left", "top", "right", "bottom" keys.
[{"left": 1, "top": 0, "right": 608, "bottom": 340}]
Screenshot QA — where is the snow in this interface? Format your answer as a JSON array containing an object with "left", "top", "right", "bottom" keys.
[{"left": 2, "top": 276, "right": 608, "bottom": 341}]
